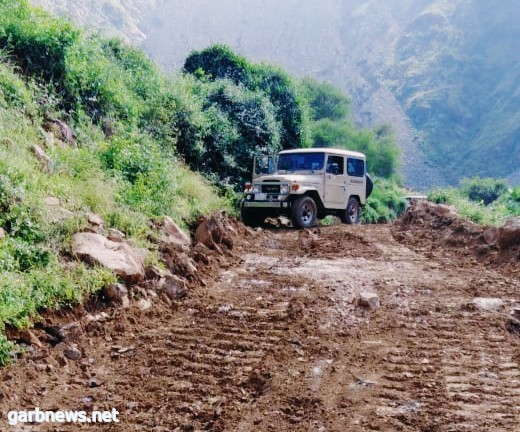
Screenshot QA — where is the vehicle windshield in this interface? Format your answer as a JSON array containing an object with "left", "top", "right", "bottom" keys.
[{"left": 277, "top": 152, "right": 325, "bottom": 172}]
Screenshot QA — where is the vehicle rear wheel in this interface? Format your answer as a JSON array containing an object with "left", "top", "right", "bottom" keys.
[
  {"left": 291, "top": 196, "right": 317, "bottom": 229},
  {"left": 340, "top": 197, "right": 361, "bottom": 225},
  {"left": 240, "top": 205, "right": 265, "bottom": 227}
]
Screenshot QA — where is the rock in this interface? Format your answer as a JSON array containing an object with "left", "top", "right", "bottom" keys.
[
  {"left": 42, "top": 196, "right": 75, "bottom": 223},
  {"left": 192, "top": 242, "right": 212, "bottom": 264},
  {"left": 497, "top": 217, "right": 520, "bottom": 249},
  {"left": 103, "top": 283, "right": 129, "bottom": 308},
  {"left": 195, "top": 215, "right": 225, "bottom": 250},
  {"left": 137, "top": 299, "right": 152, "bottom": 311},
  {"left": 64, "top": 345, "right": 82, "bottom": 361},
  {"left": 472, "top": 297, "right": 504, "bottom": 311},
  {"left": 31, "top": 145, "right": 51, "bottom": 168},
  {"left": 429, "top": 203, "right": 453, "bottom": 218},
  {"left": 87, "top": 212, "right": 104, "bottom": 228},
  {"left": 72, "top": 233, "right": 145, "bottom": 284},
  {"left": 155, "top": 216, "right": 191, "bottom": 250},
  {"left": 0, "top": 227, "right": 4, "bottom": 240},
  {"left": 145, "top": 265, "right": 168, "bottom": 280},
  {"left": 43, "top": 118, "right": 76, "bottom": 144},
  {"left": 161, "top": 275, "right": 188, "bottom": 300},
  {"left": 88, "top": 377, "right": 103, "bottom": 388},
  {"left": 358, "top": 292, "right": 380, "bottom": 310},
  {"left": 177, "top": 253, "right": 197, "bottom": 276},
  {"left": 18, "top": 330, "right": 43, "bottom": 348},
  {"left": 107, "top": 228, "right": 125, "bottom": 242}
]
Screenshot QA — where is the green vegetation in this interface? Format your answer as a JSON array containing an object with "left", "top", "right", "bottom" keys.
[
  {"left": 0, "top": 0, "right": 229, "bottom": 363},
  {"left": 183, "top": 45, "right": 311, "bottom": 186},
  {"left": 302, "top": 78, "right": 400, "bottom": 180},
  {"left": 362, "top": 178, "right": 408, "bottom": 224},
  {"left": 428, "top": 177, "right": 520, "bottom": 226},
  {"left": 302, "top": 77, "right": 405, "bottom": 222},
  {"left": 0, "top": 1, "right": 406, "bottom": 363}
]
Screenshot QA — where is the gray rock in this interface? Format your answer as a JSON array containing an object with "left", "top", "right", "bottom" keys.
[
  {"left": 137, "top": 298, "right": 152, "bottom": 311},
  {"left": 63, "top": 345, "right": 82, "bottom": 361},
  {"left": 472, "top": 297, "right": 504, "bottom": 311},
  {"left": 72, "top": 233, "right": 145, "bottom": 284},
  {"left": 358, "top": 292, "right": 380, "bottom": 310},
  {"left": 156, "top": 216, "right": 191, "bottom": 250},
  {"left": 0, "top": 227, "right": 4, "bottom": 240},
  {"left": 161, "top": 275, "right": 188, "bottom": 300},
  {"left": 31, "top": 144, "right": 51, "bottom": 168}
]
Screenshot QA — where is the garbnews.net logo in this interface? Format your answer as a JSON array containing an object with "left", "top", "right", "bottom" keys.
[{"left": 6, "top": 407, "right": 120, "bottom": 426}]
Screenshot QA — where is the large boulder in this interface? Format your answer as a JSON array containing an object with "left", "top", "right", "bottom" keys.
[
  {"left": 195, "top": 214, "right": 235, "bottom": 251},
  {"left": 497, "top": 217, "right": 520, "bottom": 249},
  {"left": 155, "top": 216, "right": 191, "bottom": 251},
  {"left": 72, "top": 233, "right": 145, "bottom": 284}
]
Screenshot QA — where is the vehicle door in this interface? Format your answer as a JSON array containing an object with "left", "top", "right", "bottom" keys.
[
  {"left": 324, "top": 154, "right": 346, "bottom": 208},
  {"left": 346, "top": 157, "right": 366, "bottom": 203}
]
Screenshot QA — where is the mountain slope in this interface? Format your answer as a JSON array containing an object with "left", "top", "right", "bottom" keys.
[{"left": 30, "top": 0, "right": 520, "bottom": 188}]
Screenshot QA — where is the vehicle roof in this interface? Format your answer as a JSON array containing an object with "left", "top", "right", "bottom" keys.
[{"left": 278, "top": 147, "right": 366, "bottom": 158}]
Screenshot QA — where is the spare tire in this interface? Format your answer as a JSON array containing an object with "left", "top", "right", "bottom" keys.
[{"left": 366, "top": 174, "right": 374, "bottom": 199}]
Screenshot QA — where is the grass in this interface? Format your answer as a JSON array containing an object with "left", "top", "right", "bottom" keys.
[{"left": 428, "top": 184, "right": 520, "bottom": 226}]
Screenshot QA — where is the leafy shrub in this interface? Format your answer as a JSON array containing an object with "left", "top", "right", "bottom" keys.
[
  {"left": 459, "top": 176, "right": 509, "bottom": 205},
  {"left": 428, "top": 181, "right": 518, "bottom": 226},
  {"left": 362, "top": 178, "right": 407, "bottom": 223},
  {"left": 0, "top": 0, "right": 79, "bottom": 84},
  {"left": 184, "top": 44, "right": 311, "bottom": 151},
  {"left": 311, "top": 120, "right": 400, "bottom": 179},
  {"left": 301, "top": 77, "right": 351, "bottom": 121}
]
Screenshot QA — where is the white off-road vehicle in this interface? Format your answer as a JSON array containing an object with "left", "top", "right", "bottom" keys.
[{"left": 241, "top": 148, "right": 373, "bottom": 228}]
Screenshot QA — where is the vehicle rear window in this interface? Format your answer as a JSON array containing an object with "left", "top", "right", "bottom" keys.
[{"left": 347, "top": 158, "right": 365, "bottom": 177}]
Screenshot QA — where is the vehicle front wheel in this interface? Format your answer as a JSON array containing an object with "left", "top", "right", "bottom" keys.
[
  {"left": 340, "top": 197, "right": 361, "bottom": 225},
  {"left": 291, "top": 196, "right": 317, "bottom": 229},
  {"left": 240, "top": 205, "right": 265, "bottom": 227}
]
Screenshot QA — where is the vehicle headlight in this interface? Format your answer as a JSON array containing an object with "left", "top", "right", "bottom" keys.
[
  {"left": 280, "top": 184, "right": 289, "bottom": 194},
  {"left": 253, "top": 184, "right": 261, "bottom": 194}
]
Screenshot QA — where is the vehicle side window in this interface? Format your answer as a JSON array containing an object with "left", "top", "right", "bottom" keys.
[
  {"left": 347, "top": 158, "right": 365, "bottom": 177},
  {"left": 326, "top": 155, "right": 344, "bottom": 175}
]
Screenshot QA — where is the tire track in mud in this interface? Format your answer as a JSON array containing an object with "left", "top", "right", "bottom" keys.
[{"left": 0, "top": 223, "right": 519, "bottom": 432}]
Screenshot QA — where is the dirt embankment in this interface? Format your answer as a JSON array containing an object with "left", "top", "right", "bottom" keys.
[{"left": 0, "top": 203, "right": 519, "bottom": 431}]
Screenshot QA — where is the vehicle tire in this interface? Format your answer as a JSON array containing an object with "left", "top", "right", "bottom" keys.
[
  {"left": 240, "top": 205, "right": 265, "bottom": 227},
  {"left": 340, "top": 197, "right": 361, "bottom": 225},
  {"left": 291, "top": 196, "right": 317, "bottom": 229}
]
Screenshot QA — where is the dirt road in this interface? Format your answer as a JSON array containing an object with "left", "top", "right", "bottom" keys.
[{"left": 1, "top": 209, "right": 519, "bottom": 431}]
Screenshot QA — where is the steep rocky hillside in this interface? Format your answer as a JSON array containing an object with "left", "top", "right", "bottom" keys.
[{"left": 30, "top": 0, "right": 520, "bottom": 188}]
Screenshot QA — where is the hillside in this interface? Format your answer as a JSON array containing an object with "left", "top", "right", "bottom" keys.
[{"left": 30, "top": 0, "right": 520, "bottom": 189}]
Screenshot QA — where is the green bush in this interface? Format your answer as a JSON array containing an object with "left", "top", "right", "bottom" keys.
[
  {"left": 459, "top": 176, "right": 509, "bottom": 205},
  {"left": 428, "top": 181, "right": 518, "bottom": 226},
  {"left": 301, "top": 77, "right": 351, "bottom": 121},
  {"left": 362, "top": 178, "right": 408, "bottom": 223},
  {"left": 0, "top": 0, "right": 80, "bottom": 84},
  {"left": 184, "top": 44, "right": 311, "bottom": 151}
]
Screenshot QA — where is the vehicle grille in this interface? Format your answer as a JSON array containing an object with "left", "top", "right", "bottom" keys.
[{"left": 262, "top": 184, "right": 281, "bottom": 194}]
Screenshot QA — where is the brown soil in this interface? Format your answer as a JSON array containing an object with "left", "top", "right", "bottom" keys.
[{"left": 1, "top": 206, "right": 519, "bottom": 431}]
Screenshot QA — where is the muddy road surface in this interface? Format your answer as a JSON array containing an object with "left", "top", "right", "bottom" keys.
[{"left": 1, "top": 212, "right": 519, "bottom": 431}]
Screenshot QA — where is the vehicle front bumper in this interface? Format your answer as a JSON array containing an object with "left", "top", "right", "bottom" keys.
[{"left": 242, "top": 201, "right": 290, "bottom": 208}]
